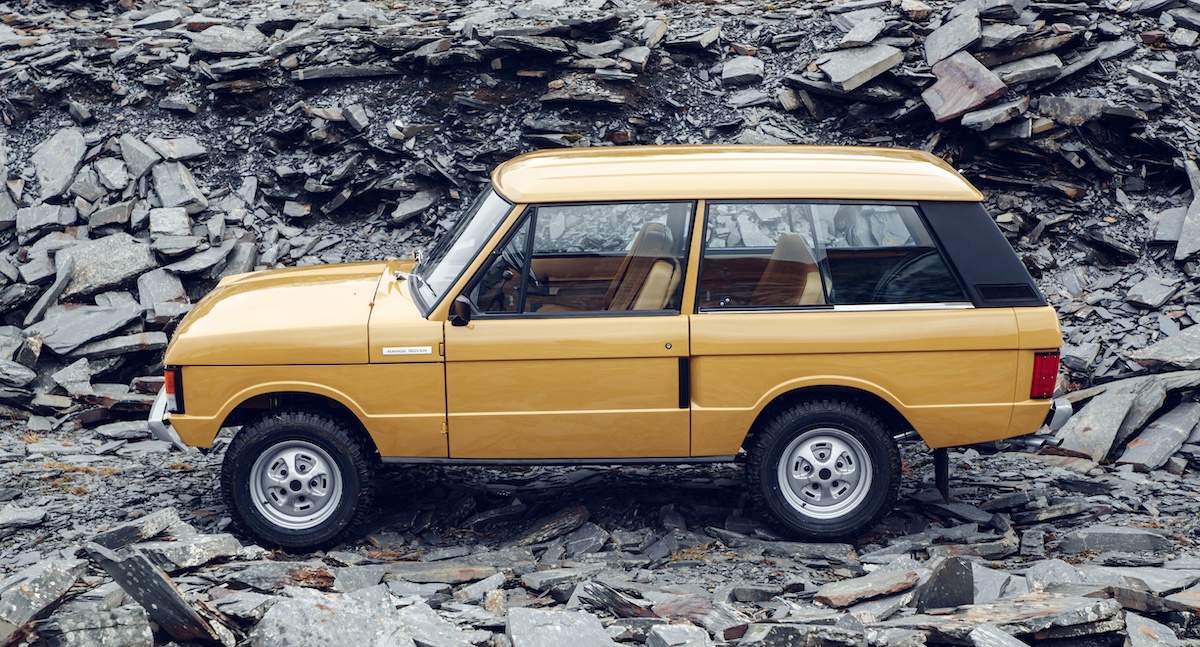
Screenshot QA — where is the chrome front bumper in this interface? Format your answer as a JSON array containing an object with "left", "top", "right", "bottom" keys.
[
  {"left": 148, "top": 387, "right": 188, "bottom": 451},
  {"left": 1045, "top": 396, "right": 1072, "bottom": 432}
]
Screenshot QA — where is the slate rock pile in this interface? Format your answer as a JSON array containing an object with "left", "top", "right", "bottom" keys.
[
  {"left": 4, "top": 436, "right": 1200, "bottom": 646},
  {"left": 2, "top": 0, "right": 1200, "bottom": 643}
]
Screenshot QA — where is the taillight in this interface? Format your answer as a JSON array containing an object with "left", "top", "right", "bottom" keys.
[
  {"left": 164, "top": 367, "right": 183, "bottom": 413},
  {"left": 1030, "top": 352, "right": 1059, "bottom": 399}
]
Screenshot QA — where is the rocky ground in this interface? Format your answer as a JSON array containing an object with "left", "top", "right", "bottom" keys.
[{"left": 4, "top": 0, "right": 1200, "bottom": 644}]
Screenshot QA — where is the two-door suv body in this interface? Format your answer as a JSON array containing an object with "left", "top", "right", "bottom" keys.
[{"left": 149, "top": 145, "right": 1067, "bottom": 548}]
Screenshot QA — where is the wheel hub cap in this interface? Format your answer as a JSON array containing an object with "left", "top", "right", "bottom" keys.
[
  {"left": 777, "top": 428, "right": 872, "bottom": 520},
  {"left": 249, "top": 440, "right": 343, "bottom": 530}
]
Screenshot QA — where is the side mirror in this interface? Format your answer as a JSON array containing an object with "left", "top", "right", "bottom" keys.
[{"left": 449, "top": 296, "right": 473, "bottom": 327}]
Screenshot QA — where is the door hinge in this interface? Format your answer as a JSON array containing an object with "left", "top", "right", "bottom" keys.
[
  {"left": 438, "top": 342, "right": 445, "bottom": 356},
  {"left": 440, "top": 420, "right": 449, "bottom": 437}
]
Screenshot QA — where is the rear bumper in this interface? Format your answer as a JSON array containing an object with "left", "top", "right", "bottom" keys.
[
  {"left": 1044, "top": 396, "right": 1072, "bottom": 432},
  {"left": 148, "top": 388, "right": 188, "bottom": 451}
]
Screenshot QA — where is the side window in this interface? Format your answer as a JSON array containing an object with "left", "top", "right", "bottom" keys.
[
  {"left": 465, "top": 201, "right": 692, "bottom": 315},
  {"left": 698, "top": 202, "right": 966, "bottom": 309}
]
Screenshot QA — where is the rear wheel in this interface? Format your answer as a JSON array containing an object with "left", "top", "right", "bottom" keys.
[
  {"left": 748, "top": 399, "right": 899, "bottom": 540},
  {"left": 221, "top": 410, "right": 374, "bottom": 549}
]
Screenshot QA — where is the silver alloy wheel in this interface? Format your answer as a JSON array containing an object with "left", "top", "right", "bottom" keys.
[
  {"left": 777, "top": 427, "right": 872, "bottom": 519},
  {"left": 249, "top": 440, "right": 343, "bottom": 530}
]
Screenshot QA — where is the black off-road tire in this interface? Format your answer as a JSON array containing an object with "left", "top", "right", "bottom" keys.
[
  {"left": 221, "top": 410, "right": 375, "bottom": 550},
  {"left": 747, "top": 399, "right": 900, "bottom": 540}
]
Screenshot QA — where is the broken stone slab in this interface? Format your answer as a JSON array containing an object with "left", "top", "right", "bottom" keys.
[
  {"left": 722, "top": 56, "right": 765, "bottom": 86},
  {"left": 16, "top": 205, "right": 76, "bottom": 238},
  {"left": 738, "top": 623, "right": 864, "bottom": 646},
  {"left": 89, "top": 202, "right": 133, "bottom": 229},
  {"left": 961, "top": 97, "right": 1029, "bottom": 131},
  {"left": 25, "top": 304, "right": 142, "bottom": 355},
  {"left": 23, "top": 254, "right": 74, "bottom": 327},
  {"left": 1132, "top": 325, "right": 1200, "bottom": 369},
  {"left": 145, "top": 136, "right": 207, "bottom": 162},
  {"left": 91, "top": 508, "right": 181, "bottom": 549},
  {"left": 57, "top": 232, "right": 158, "bottom": 299},
  {"left": 916, "top": 557, "right": 974, "bottom": 612},
  {"left": 0, "top": 559, "right": 87, "bottom": 643},
  {"left": 139, "top": 533, "right": 243, "bottom": 573},
  {"left": 969, "top": 622, "right": 1027, "bottom": 647},
  {"left": 507, "top": 504, "right": 589, "bottom": 547},
  {"left": 391, "top": 190, "right": 439, "bottom": 224},
  {"left": 0, "top": 361, "right": 35, "bottom": 388},
  {"left": 133, "top": 8, "right": 182, "bottom": 29},
  {"left": 646, "top": 623, "right": 712, "bottom": 647},
  {"left": 817, "top": 44, "right": 903, "bottom": 92},
  {"left": 85, "top": 542, "right": 234, "bottom": 645},
  {"left": 189, "top": 24, "right": 266, "bottom": 55},
  {"left": 163, "top": 238, "right": 236, "bottom": 275},
  {"left": 92, "top": 421, "right": 150, "bottom": 440},
  {"left": 876, "top": 593, "right": 1121, "bottom": 642},
  {"left": 814, "top": 569, "right": 919, "bottom": 608},
  {"left": 991, "top": 53, "right": 1063, "bottom": 86},
  {"left": 1038, "top": 96, "right": 1108, "bottom": 127},
  {"left": 1126, "top": 276, "right": 1176, "bottom": 309},
  {"left": 924, "top": 10, "right": 981, "bottom": 65},
  {"left": 1056, "top": 389, "right": 1138, "bottom": 461},
  {"left": 251, "top": 587, "right": 415, "bottom": 647},
  {"left": 152, "top": 163, "right": 208, "bottom": 215},
  {"left": 396, "top": 600, "right": 473, "bottom": 646},
  {"left": 922, "top": 51, "right": 1008, "bottom": 122},
  {"left": 118, "top": 135, "right": 161, "bottom": 179},
  {"left": 67, "top": 331, "right": 169, "bottom": 359},
  {"left": 1124, "top": 613, "right": 1181, "bottom": 647},
  {"left": 0, "top": 504, "right": 48, "bottom": 532},
  {"left": 840, "top": 15, "right": 885, "bottom": 47},
  {"left": 981, "top": 23, "right": 1026, "bottom": 50},
  {"left": 710, "top": 531, "right": 859, "bottom": 566},
  {"left": 149, "top": 207, "right": 192, "bottom": 237},
  {"left": 381, "top": 562, "right": 500, "bottom": 585},
  {"left": 1117, "top": 402, "right": 1200, "bottom": 471},
  {"left": 1058, "top": 525, "right": 1171, "bottom": 554},
  {"left": 31, "top": 128, "right": 86, "bottom": 200},
  {"left": 507, "top": 607, "right": 616, "bottom": 647},
  {"left": 30, "top": 606, "right": 153, "bottom": 647},
  {"left": 1174, "top": 160, "right": 1200, "bottom": 261}
]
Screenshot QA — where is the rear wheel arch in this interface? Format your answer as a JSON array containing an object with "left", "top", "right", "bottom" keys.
[{"left": 742, "top": 386, "right": 912, "bottom": 455}]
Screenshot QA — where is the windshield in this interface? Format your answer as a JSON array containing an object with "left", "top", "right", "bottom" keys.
[{"left": 412, "top": 188, "right": 512, "bottom": 313}]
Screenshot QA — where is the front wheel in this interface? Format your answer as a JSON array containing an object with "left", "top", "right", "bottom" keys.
[
  {"left": 221, "top": 410, "right": 375, "bottom": 549},
  {"left": 747, "top": 399, "right": 899, "bottom": 540}
]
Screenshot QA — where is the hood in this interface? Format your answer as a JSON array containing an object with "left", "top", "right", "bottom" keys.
[{"left": 165, "top": 262, "right": 388, "bottom": 366}]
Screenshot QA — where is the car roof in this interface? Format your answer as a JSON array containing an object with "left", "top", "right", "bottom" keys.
[{"left": 491, "top": 144, "right": 983, "bottom": 204}]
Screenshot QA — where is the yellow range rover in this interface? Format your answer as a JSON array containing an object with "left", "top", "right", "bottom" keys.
[{"left": 149, "top": 145, "right": 1067, "bottom": 549}]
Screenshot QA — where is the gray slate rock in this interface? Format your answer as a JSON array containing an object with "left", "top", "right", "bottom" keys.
[
  {"left": 31, "top": 128, "right": 86, "bottom": 200},
  {"left": 818, "top": 44, "right": 903, "bottom": 91},
  {"left": 139, "top": 533, "right": 243, "bottom": 573},
  {"left": 118, "top": 135, "right": 161, "bottom": 179},
  {"left": 507, "top": 607, "right": 615, "bottom": 647},
  {"left": 722, "top": 56, "right": 765, "bottom": 86},
  {"left": 924, "top": 10, "right": 981, "bottom": 65},
  {"left": 251, "top": 587, "right": 416, "bottom": 647},
  {"left": 647, "top": 623, "right": 712, "bottom": 647},
  {"left": 815, "top": 569, "right": 920, "bottom": 607},
  {"left": 1118, "top": 402, "right": 1200, "bottom": 471},
  {"left": 739, "top": 623, "right": 865, "bottom": 646},
  {"left": 145, "top": 136, "right": 207, "bottom": 161},
  {"left": 1125, "top": 612, "right": 1182, "bottom": 647},
  {"left": 31, "top": 606, "right": 153, "bottom": 647},
  {"left": 969, "top": 622, "right": 1027, "bottom": 647},
  {"left": 1127, "top": 277, "right": 1177, "bottom": 309},
  {"left": 1056, "top": 390, "right": 1137, "bottom": 461},
  {"left": 25, "top": 305, "right": 142, "bottom": 354},
  {"left": 391, "top": 190, "right": 439, "bottom": 224},
  {"left": 396, "top": 601, "right": 472, "bottom": 646},
  {"left": 0, "top": 360, "right": 36, "bottom": 387},
  {"left": 0, "top": 559, "right": 87, "bottom": 642},
  {"left": 133, "top": 8, "right": 182, "bottom": 29},
  {"left": 57, "top": 232, "right": 158, "bottom": 299},
  {"left": 0, "top": 504, "right": 47, "bottom": 531},
  {"left": 916, "top": 557, "right": 974, "bottom": 611},
  {"left": 94, "top": 158, "right": 129, "bottom": 191},
  {"left": 1133, "top": 324, "right": 1200, "bottom": 369},
  {"left": 190, "top": 25, "right": 267, "bottom": 55},
  {"left": 149, "top": 208, "right": 192, "bottom": 237},
  {"left": 1058, "top": 525, "right": 1171, "bottom": 554},
  {"left": 153, "top": 163, "right": 208, "bottom": 215},
  {"left": 16, "top": 205, "right": 76, "bottom": 237}
]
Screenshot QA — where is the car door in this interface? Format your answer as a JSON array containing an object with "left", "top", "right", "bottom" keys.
[{"left": 443, "top": 201, "right": 695, "bottom": 459}]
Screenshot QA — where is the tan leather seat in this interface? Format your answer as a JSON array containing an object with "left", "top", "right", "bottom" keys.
[
  {"left": 604, "top": 223, "right": 679, "bottom": 310},
  {"left": 751, "top": 234, "right": 824, "bottom": 306}
]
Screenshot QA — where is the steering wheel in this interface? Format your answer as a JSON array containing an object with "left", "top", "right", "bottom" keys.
[{"left": 500, "top": 244, "right": 539, "bottom": 291}]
